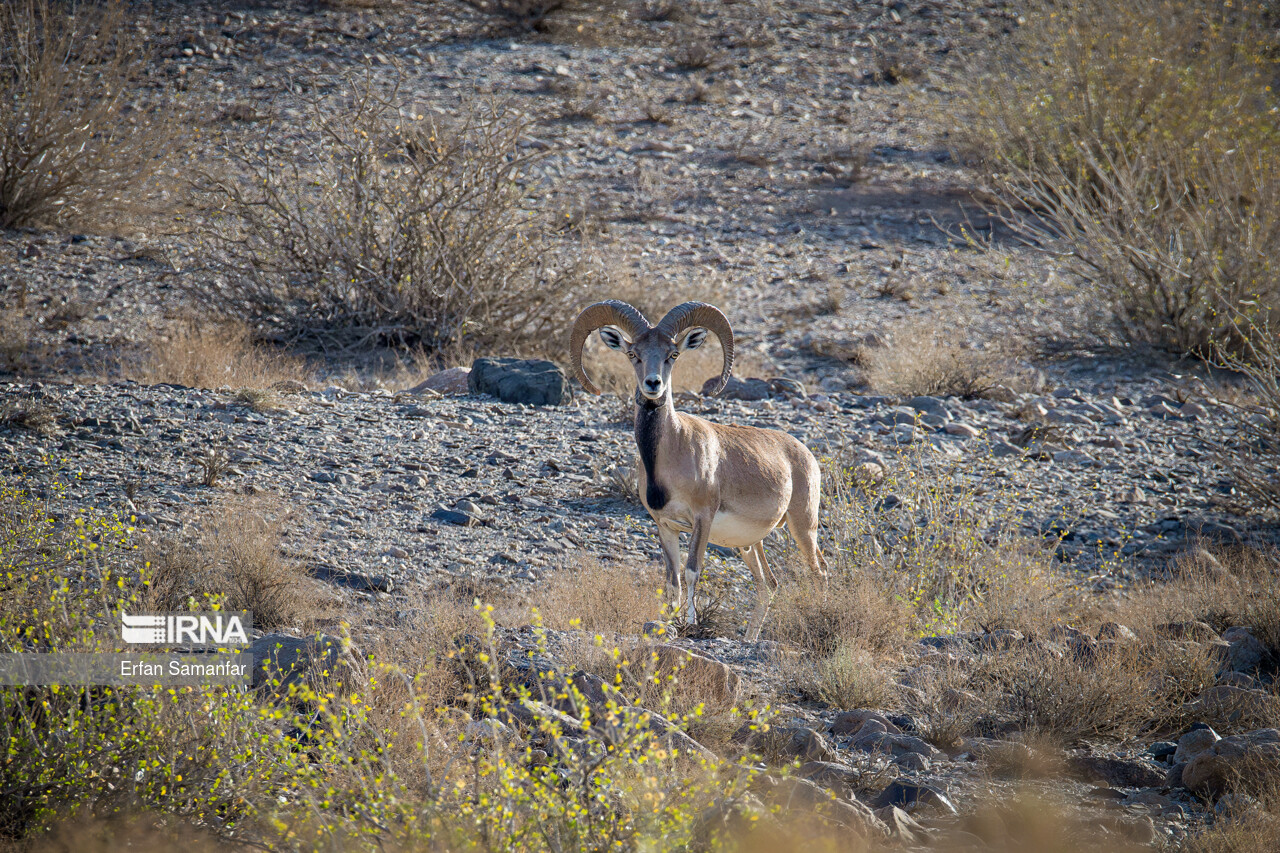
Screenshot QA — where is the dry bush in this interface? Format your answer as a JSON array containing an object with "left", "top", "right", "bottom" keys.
[
  {"left": 0, "top": 395, "right": 57, "bottom": 434},
  {"left": 783, "top": 637, "right": 898, "bottom": 710},
  {"left": 193, "top": 84, "right": 595, "bottom": 352},
  {"left": 1113, "top": 546, "right": 1280, "bottom": 660},
  {"left": 768, "top": 570, "right": 906, "bottom": 656},
  {"left": 954, "top": 0, "right": 1280, "bottom": 356},
  {"left": 528, "top": 557, "right": 663, "bottom": 635},
  {"left": 0, "top": 0, "right": 177, "bottom": 229},
  {"left": 142, "top": 497, "right": 322, "bottom": 631},
  {"left": 1214, "top": 324, "right": 1280, "bottom": 516},
  {"left": 128, "top": 321, "right": 310, "bottom": 391},
  {"left": 860, "top": 319, "right": 1018, "bottom": 399},
  {"left": 821, "top": 444, "right": 1070, "bottom": 637}
]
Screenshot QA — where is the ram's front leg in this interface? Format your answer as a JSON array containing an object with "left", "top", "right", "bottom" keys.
[
  {"left": 655, "top": 523, "right": 683, "bottom": 618},
  {"left": 683, "top": 514, "right": 713, "bottom": 628}
]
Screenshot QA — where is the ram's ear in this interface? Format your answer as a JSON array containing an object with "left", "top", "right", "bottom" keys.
[
  {"left": 679, "top": 327, "right": 709, "bottom": 351},
  {"left": 598, "top": 326, "right": 631, "bottom": 350}
]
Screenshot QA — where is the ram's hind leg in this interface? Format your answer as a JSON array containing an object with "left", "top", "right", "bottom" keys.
[
  {"left": 786, "top": 484, "right": 828, "bottom": 588},
  {"left": 743, "top": 541, "right": 778, "bottom": 642}
]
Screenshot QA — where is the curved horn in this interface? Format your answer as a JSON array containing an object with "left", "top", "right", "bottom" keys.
[
  {"left": 568, "top": 301, "right": 650, "bottom": 395},
  {"left": 655, "top": 302, "right": 734, "bottom": 395}
]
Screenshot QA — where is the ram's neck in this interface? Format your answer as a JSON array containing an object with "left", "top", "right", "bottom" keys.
[{"left": 634, "top": 390, "right": 678, "bottom": 510}]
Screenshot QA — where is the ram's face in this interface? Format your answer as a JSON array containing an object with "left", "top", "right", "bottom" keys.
[{"left": 597, "top": 325, "right": 709, "bottom": 401}]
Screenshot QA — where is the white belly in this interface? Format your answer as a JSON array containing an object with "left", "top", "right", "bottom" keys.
[{"left": 708, "top": 509, "right": 776, "bottom": 549}]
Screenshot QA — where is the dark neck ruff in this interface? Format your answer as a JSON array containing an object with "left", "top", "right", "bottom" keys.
[{"left": 634, "top": 392, "right": 670, "bottom": 510}]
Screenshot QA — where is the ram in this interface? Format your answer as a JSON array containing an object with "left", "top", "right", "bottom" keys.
[{"left": 570, "top": 300, "right": 827, "bottom": 640}]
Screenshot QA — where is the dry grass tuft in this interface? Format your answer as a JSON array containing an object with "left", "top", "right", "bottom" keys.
[
  {"left": 0, "top": 0, "right": 178, "bottom": 229},
  {"left": 128, "top": 322, "right": 310, "bottom": 391},
  {"left": 142, "top": 497, "right": 324, "bottom": 631},
  {"left": 860, "top": 319, "right": 1019, "bottom": 399},
  {"left": 769, "top": 571, "right": 906, "bottom": 656},
  {"left": 784, "top": 637, "right": 898, "bottom": 710},
  {"left": 528, "top": 557, "right": 664, "bottom": 636}
]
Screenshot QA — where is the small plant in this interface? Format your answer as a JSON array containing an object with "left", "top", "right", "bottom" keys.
[
  {"left": 860, "top": 319, "right": 1016, "bottom": 399},
  {"left": 192, "top": 446, "right": 229, "bottom": 488}
]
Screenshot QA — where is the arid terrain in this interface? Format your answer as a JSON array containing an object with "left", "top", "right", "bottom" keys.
[{"left": 3, "top": 1, "right": 1280, "bottom": 851}]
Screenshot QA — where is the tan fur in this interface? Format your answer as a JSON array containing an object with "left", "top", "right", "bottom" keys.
[{"left": 638, "top": 405, "right": 827, "bottom": 640}]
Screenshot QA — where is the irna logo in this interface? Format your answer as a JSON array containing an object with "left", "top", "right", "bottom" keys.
[{"left": 121, "top": 612, "right": 251, "bottom": 646}]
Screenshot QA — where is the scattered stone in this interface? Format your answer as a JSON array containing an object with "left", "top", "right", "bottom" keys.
[{"left": 1182, "top": 729, "right": 1280, "bottom": 795}]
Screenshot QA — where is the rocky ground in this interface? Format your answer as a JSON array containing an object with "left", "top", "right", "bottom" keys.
[{"left": 3, "top": 0, "right": 1280, "bottom": 849}]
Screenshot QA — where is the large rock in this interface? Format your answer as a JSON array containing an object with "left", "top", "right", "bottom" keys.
[
  {"left": 871, "top": 780, "right": 957, "bottom": 815},
  {"left": 1186, "top": 685, "right": 1277, "bottom": 724},
  {"left": 1182, "top": 729, "right": 1280, "bottom": 795},
  {"left": 250, "top": 633, "right": 343, "bottom": 689},
  {"left": 702, "top": 375, "right": 806, "bottom": 400},
  {"left": 1222, "top": 627, "right": 1269, "bottom": 672},
  {"left": 649, "top": 644, "right": 739, "bottom": 704},
  {"left": 1173, "top": 726, "right": 1221, "bottom": 764},
  {"left": 1067, "top": 753, "right": 1166, "bottom": 788},
  {"left": 469, "top": 358, "right": 570, "bottom": 406},
  {"left": 409, "top": 366, "right": 471, "bottom": 395},
  {"left": 831, "top": 709, "right": 901, "bottom": 736},
  {"left": 755, "top": 776, "right": 886, "bottom": 838}
]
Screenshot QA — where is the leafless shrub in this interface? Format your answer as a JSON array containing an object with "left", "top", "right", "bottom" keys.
[
  {"left": 860, "top": 319, "right": 1019, "bottom": 399},
  {"left": 672, "top": 41, "right": 716, "bottom": 71},
  {"left": 1214, "top": 323, "right": 1280, "bottom": 516},
  {"left": 953, "top": 0, "right": 1280, "bottom": 357},
  {"left": 128, "top": 321, "right": 310, "bottom": 390},
  {"left": 0, "top": 0, "right": 177, "bottom": 229},
  {"left": 192, "top": 84, "right": 595, "bottom": 351}
]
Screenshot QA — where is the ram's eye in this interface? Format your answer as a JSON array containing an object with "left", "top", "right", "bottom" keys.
[
  {"left": 626, "top": 351, "right": 638, "bottom": 361},
  {"left": 668, "top": 352, "right": 679, "bottom": 361}
]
